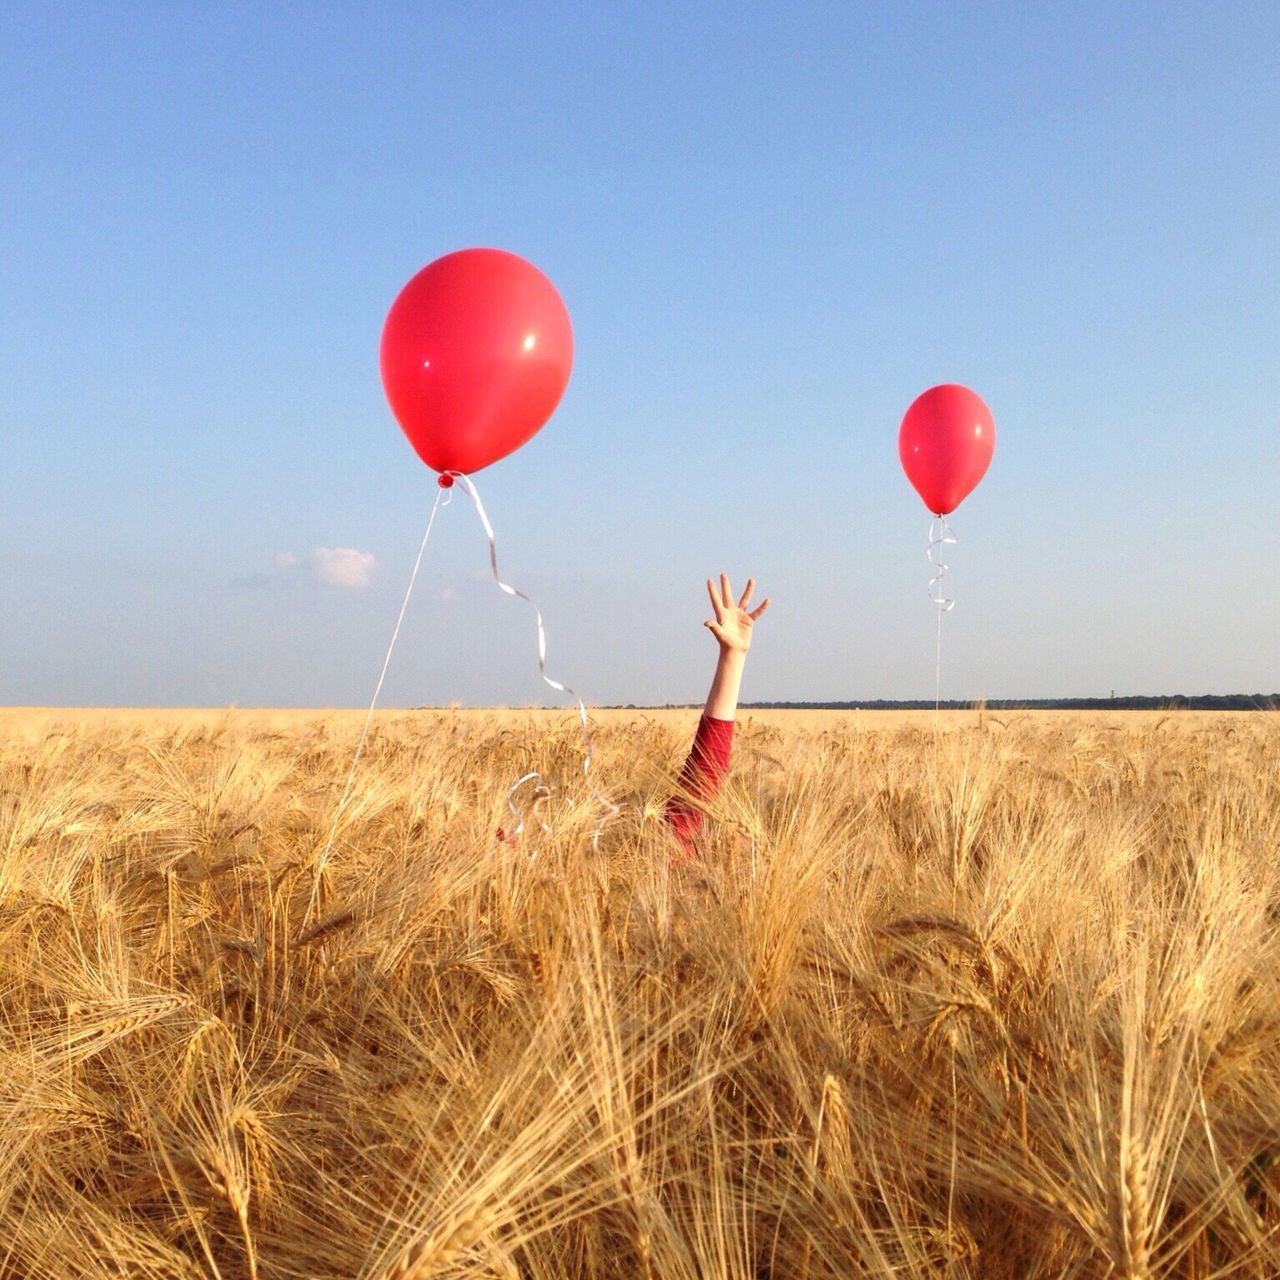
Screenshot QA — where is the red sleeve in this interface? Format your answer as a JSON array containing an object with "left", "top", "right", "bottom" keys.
[{"left": 663, "top": 715, "right": 735, "bottom": 860}]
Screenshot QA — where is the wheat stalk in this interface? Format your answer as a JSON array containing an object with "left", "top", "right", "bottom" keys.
[
  {"left": 1117, "top": 1135, "right": 1153, "bottom": 1280},
  {"left": 2, "top": 708, "right": 1277, "bottom": 1277},
  {"left": 388, "top": 1206, "right": 496, "bottom": 1279}
]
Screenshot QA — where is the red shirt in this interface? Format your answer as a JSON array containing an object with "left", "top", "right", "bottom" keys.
[
  {"left": 663, "top": 714, "right": 735, "bottom": 859},
  {"left": 497, "top": 714, "right": 735, "bottom": 855}
]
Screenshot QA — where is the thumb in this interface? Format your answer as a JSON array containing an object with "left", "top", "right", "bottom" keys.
[{"left": 705, "top": 621, "right": 729, "bottom": 644}]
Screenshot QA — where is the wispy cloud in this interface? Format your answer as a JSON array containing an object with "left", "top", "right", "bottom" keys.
[
  {"left": 234, "top": 546, "right": 379, "bottom": 591},
  {"left": 311, "top": 546, "right": 377, "bottom": 589}
]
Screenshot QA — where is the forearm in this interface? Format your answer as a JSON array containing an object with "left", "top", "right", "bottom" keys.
[
  {"left": 704, "top": 649, "right": 747, "bottom": 721},
  {"left": 666, "top": 697, "right": 736, "bottom": 859}
]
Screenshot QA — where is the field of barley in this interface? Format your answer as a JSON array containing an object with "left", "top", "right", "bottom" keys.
[{"left": 1, "top": 707, "right": 1278, "bottom": 1279}]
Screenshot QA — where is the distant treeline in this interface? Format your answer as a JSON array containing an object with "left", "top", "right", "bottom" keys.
[{"left": 728, "top": 695, "right": 1279, "bottom": 711}]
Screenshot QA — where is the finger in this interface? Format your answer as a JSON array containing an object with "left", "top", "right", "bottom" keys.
[
  {"left": 737, "top": 577, "right": 755, "bottom": 610},
  {"left": 705, "top": 620, "right": 729, "bottom": 645},
  {"left": 749, "top": 597, "right": 771, "bottom": 621},
  {"left": 720, "top": 572, "right": 733, "bottom": 608},
  {"left": 706, "top": 578, "right": 725, "bottom": 622}
]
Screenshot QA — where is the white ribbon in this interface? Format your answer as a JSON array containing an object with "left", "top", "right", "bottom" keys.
[
  {"left": 447, "top": 472, "right": 620, "bottom": 845},
  {"left": 928, "top": 514, "right": 957, "bottom": 612},
  {"left": 504, "top": 771, "right": 550, "bottom": 843},
  {"left": 928, "top": 514, "right": 957, "bottom": 713}
]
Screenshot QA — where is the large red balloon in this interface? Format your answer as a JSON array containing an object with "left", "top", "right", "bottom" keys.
[
  {"left": 380, "top": 248, "right": 573, "bottom": 475},
  {"left": 898, "top": 384, "right": 995, "bottom": 515}
]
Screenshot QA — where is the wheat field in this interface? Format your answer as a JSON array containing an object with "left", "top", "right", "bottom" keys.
[{"left": 1, "top": 707, "right": 1278, "bottom": 1278}]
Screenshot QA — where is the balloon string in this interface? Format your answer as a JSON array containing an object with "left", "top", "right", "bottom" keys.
[
  {"left": 935, "top": 604, "right": 942, "bottom": 717},
  {"left": 505, "top": 771, "right": 550, "bottom": 843},
  {"left": 928, "top": 514, "right": 957, "bottom": 713},
  {"left": 447, "top": 471, "right": 619, "bottom": 846},
  {"left": 302, "top": 485, "right": 446, "bottom": 927}
]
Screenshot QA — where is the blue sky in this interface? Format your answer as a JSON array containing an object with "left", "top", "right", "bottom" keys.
[{"left": 3, "top": 1, "right": 1276, "bottom": 706}]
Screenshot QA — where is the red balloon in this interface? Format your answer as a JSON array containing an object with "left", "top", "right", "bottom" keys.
[
  {"left": 898, "top": 384, "right": 995, "bottom": 515},
  {"left": 380, "top": 248, "right": 573, "bottom": 475}
]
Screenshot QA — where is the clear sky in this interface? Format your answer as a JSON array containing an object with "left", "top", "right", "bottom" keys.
[{"left": 3, "top": 2, "right": 1277, "bottom": 707}]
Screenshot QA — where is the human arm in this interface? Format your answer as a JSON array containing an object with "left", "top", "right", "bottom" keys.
[
  {"left": 702, "top": 573, "right": 770, "bottom": 720},
  {"left": 665, "top": 574, "right": 770, "bottom": 857}
]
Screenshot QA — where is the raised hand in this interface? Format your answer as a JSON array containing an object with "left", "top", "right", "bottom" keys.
[{"left": 705, "top": 573, "right": 771, "bottom": 656}]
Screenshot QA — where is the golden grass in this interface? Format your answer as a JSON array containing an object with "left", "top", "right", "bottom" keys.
[{"left": 1, "top": 706, "right": 1278, "bottom": 1278}]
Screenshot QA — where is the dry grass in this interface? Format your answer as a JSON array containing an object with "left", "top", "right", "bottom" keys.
[{"left": 1, "top": 706, "right": 1279, "bottom": 1278}]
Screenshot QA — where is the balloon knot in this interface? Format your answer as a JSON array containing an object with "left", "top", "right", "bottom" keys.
[{"left": 438, "top": 473, "right": 455, "bottom": 489}]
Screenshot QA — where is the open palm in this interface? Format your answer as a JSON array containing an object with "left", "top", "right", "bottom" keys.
[{"left": 705, "top": 573, "right": 771, "bottom": 654}]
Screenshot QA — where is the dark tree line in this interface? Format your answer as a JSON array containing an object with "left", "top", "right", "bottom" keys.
[{"left": 730, "top": 695, "right": 1279, "bottom": 711}]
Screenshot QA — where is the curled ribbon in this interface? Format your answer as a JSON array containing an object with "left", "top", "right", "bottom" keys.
[
  {"left": 446, "top": 471, "right": 620, "bottom": 845},
  {"left": 502, "top": 772, "right": 550, "bottom": 845},
  {"left": 301, "top": 469, "right": 618, "bottom": 929},
  {"left": 927, "top": 515, "right": 957, "bottom": 612}
]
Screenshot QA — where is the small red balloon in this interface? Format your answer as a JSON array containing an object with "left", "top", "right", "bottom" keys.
[
  {"left": 380, "top": 248, "right": 573, "bottom": 475},
  {"left": 898, "top": 384, "right": 995, "bottom": 515}
]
